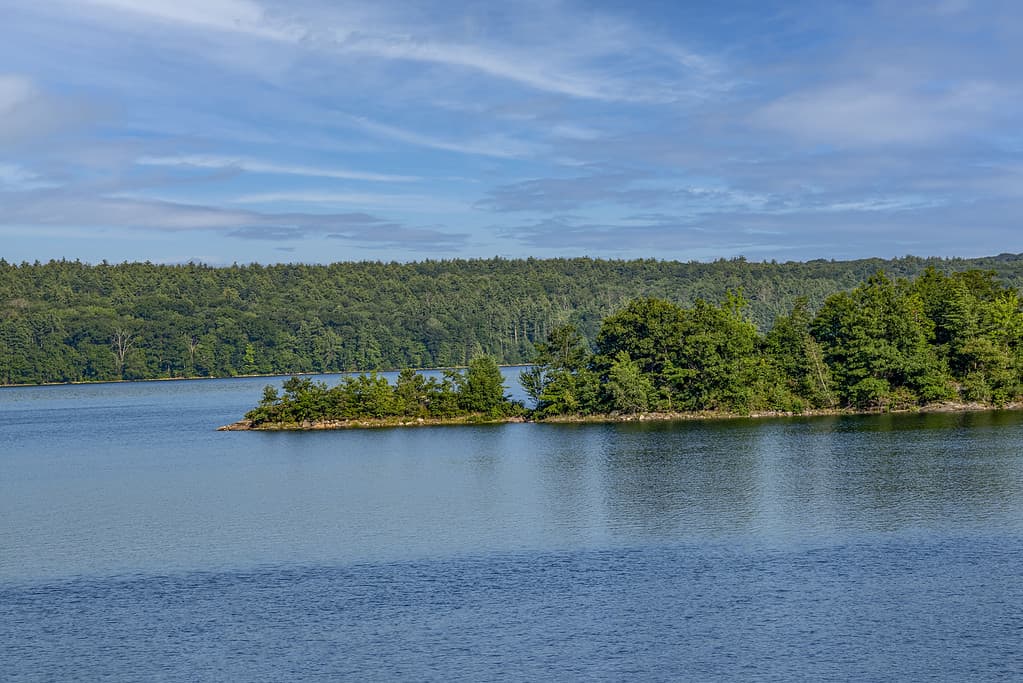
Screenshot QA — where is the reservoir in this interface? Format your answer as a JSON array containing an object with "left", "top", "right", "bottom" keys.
[{"left": 2, "top": 373, "right": 1022, "bottom": 680}]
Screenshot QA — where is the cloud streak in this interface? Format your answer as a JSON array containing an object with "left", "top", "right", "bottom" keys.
[
  {"left": 2, "top": 191, "right": 467, "bottom": 249},
  {"left": 137, "top": 154, "right": 419, "bottom": 182},
  {"left": 77, "top": 0, "right": 295, "bottom": 41},
  {"left": 342, "top": 115, "right": 542, "bottom": 159},
  {"left": 230, "top": 191, "right": 469, "bottom": 214},
  {"left": 68, "top": 0, "right": 722, "bottom": 104}
]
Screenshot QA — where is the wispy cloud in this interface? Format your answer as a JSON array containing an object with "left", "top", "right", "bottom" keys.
[
  {"left": 3, "top": 1, "right": 1023, "bottom": 264},
  {"left": 2, "top": 190, "right": 467, "bottom": 249},
  {"left": 326, "top": 224, "right": 467, "bottom": 248},
  {"left": 67, "top": 0, "right": 723, "bottom": 104},
  {"left": 0, "top": 162, "right": 57, "bottom": 191},
  {"left": 754, "top": 79, "right": 1010, "bottom": 146},
  {"left": 0, "top": 73, "right": 93, "bottom": 145},
  {"left": 332, "top": 33, "right": 635, "bottom": 103},
  {"left": 230, "top": 191, "right": 469, "bottom": 213},
  {"left": 478, "top": 172, "right": 774, "bottom": 214},
  {"left": 137, "top": 154, "right": 418, "bottom": 182},
  {"left": 478, "top": 171, "right": 661, "bottom": 212},
  {"left": 343, "top": 115, "right": 541, "bottom": 159},
  {"left": 77, "top": 0, "right": 296, "bottom": 41}
]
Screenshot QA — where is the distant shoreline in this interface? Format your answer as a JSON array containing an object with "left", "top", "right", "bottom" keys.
[
  {"left": 218, "top": 401, "right": 1023, "bottom": 431},
  {"left": 0, "top": 366, "right": 532, "bottom": 390}
]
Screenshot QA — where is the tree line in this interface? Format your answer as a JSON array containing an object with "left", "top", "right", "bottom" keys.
[
  {"left": 245, "top": 355, "right": 522, "bottom": 425},
  {"left": 525, "top": 268, "right": 1023, "bottom": 416},
  {"left": 245, "top": 267, "right": 1023, "bottom": 426},
  {"left": 2, "top": 254, "right": 1023, "bottom": 386}
]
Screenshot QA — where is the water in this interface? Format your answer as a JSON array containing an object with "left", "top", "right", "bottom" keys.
[{"left": 2, "top": 375, "right": 1022, "bottom": 680}]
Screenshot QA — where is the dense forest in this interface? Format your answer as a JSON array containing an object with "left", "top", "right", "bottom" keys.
[
  {"left": 3, "top": 254, "right": 1023, "bottom": 386},
  {"left": 244, "top": 267, "right": 1023, "bottom": 427}
]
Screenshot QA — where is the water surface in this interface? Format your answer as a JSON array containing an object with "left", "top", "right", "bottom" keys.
[{"left": 2, "top": 376, "right": 1021, "bottom": 680}]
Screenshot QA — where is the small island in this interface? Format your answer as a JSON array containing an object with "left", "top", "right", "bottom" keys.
[{"left": 224, "top": 268, "right": 1023, "bottom": 431}]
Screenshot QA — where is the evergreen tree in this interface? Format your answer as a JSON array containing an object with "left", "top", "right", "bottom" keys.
[{"left": 460, "top": 355, "right": 508, "bottom": 416}]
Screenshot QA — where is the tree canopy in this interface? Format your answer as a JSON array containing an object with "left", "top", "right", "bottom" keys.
[
  {"left": 3, "top": 254, "right": 1023, "bottom": 386},
  {"left": 245, "top": 354, "right": 523, "bottom": 425},
  {"left": 243, "top": 267, "right": 1023, "bottom": 427},
  {"left": 521, "top": 268, "right": 1023, "bottom": 417}
]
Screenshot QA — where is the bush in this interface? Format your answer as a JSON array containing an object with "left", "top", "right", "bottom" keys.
[{"left": 849, "top": 378, "right": 891, "bottom": 409}]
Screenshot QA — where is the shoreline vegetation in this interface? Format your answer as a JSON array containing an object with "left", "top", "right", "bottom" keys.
[
  {"left": 0, "top": 365, "right": 532, "bottom": 390},
  {"left": 218, "top": 401, "right": 1023, "bottom": 431},
  {"left": 229, "top": 268, "right": 1023, "bottom": 432}
]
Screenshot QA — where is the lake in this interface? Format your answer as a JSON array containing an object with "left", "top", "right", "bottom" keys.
[{"left": 2, "top": 372, "right": 1022, "bottom": 681}]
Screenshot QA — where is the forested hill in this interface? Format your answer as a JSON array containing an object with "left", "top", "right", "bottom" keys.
[{"left": 2, "top": 253, "right": 1023, "bottom": 385}]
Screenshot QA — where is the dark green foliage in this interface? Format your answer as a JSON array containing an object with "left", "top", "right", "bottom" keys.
[
  {"left": 763, "top": 298, "right": 836, "bottom": 408},
  {"left": 595, "top": 298, "right": 687, "bottom": 380},
  {"left": 518, "top": 268, "right": 1023, "bottom": 419},
  {"left": 5, "top": 254, "right": 1023, "bottom": 386},
  {"left": 605, "top": 352, "right": 653, "bottom": 413},
  {"left": 791, "top": 269, "right": 1022, "bottom": 409},
  {"left": 244, "top": 263, "right": 1023, "bottom": 425},
  {"left": 811, "top": 272, "right": 948, "bottom": 406},
  {"left": 520, "top": 324, "right": 599, "bottom": 417},
  {"left": 461, "top": 355, "right": 510, "bottom": 417},
  {"left": 395, "top": 367, "right": 431, "bottom": 417},
  {"left": 244, "top": 363, "right": 522, "bottom": 425},
  {"left": 590, "top": 293, "right": 771, "bottom": 413}
]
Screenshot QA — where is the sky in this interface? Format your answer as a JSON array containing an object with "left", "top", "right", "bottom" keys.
[{"left": 1, "top": 0, "right": 1021, "bottom": 265}]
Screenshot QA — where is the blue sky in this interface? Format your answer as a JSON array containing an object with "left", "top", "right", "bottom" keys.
[{"left": 1, "top": 0, "right": 1020, "bottom": 265}]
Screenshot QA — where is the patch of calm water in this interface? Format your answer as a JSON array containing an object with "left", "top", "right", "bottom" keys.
[{"left": 2, "top": 375, "right": 1022, "bottom": 680}]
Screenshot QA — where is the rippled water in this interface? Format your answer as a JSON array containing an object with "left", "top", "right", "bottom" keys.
[{"left": 2, "top": 375, "right": 1022, "bottom": 680}]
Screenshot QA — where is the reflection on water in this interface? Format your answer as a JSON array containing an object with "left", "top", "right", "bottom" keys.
[
  {"left": 2, "top": 379, "right": 1023, "bottom": 681},
  {"left": 2, "top": 378, "right": 1023, "bottom": 582}
]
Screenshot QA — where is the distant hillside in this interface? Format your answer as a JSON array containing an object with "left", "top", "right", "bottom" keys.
[{"left": 2, "top": 253, "right": 1022, "bottom": 385}]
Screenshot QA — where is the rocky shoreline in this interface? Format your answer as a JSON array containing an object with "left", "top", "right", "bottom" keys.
[{"left": 218, "top": 401, "right": 1021, "bottom": 431}]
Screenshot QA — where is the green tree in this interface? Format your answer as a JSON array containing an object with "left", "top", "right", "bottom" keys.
[
  {"left": 594, "top": 298, "right": 686, "bottom": 382},
  {"left": 668, "top": 295, "right": 761, "bottom": 411},
  {"left": 460, "top": 354, "right": 508, "bottom": 416},
  {"left": 812, "top": 272, "right": 949, "bottom": 406},
  {"left": 242, "top": 343, "right": 258, "bottom": 374},
  {"left": 764, "top": 298, "right": 836, "bottom": 407},
  {"left": 605, "top": 352, "right": 653, "bottom": 413},
  {"left": 520, "top": 324, "right": 597, "bottom": 416},
  {"left": 395, "top": 367, "right": 430, "bottom": 417}
]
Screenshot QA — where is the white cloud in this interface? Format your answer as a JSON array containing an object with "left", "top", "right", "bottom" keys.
[
  {"left": 314, "top": 10, "right": 727, "bottom": 104},
  {"left": 809, "top": 196, "right": 944, "bottom": 213},
  {"left": 136, "top": 154, "right": 418, "bottom": 182},
  {"left": 61, "top": 0, "right": 718, "bottom": 104},
  {"left": 0, "top": 162, "right": 32, "bottom": 182},
  {"left": 754, "top": 79, "right": 1009, "bottom": 146},
  {"left": 0, "top": 73, "right": 90, "bottom": 144},
  {"left": 0, "top": 162, "right": 58, "bottom": 191},
  {"left": 78, "top": 0, "right": 297, "bottom": 41},
  {"left": 229, "top": 191, "right": 468, "bottom": 213},
  {"left": 5, "top": 195, "right": 250, "bottom": 231},
  {"left": 549, "top": 124, "right": 603, "bottom": 141},
  {"left": 344, "top": 115, "right": 542, "bottom": 159},
  {"left": 333, "top": 33, "right": 626, "bottom": 102}
]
